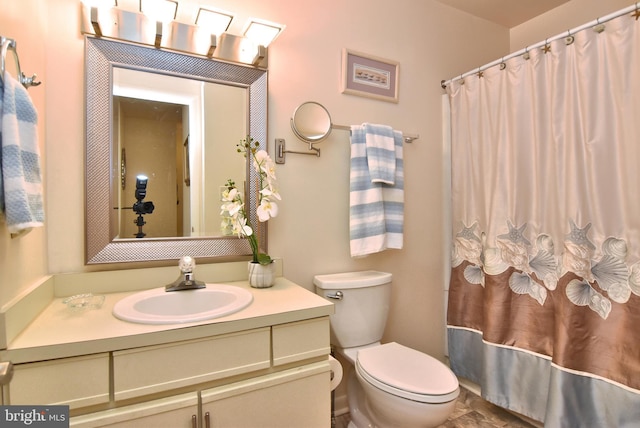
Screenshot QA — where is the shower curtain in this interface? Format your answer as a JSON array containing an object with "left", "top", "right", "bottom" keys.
[{"left": 446, "top": 9, "right": 640, "bottom": 427}]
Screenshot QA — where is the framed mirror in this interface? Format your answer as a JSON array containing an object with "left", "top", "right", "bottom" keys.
[{"left": 85, "top": 36, "right": 267, "bottom": 264}]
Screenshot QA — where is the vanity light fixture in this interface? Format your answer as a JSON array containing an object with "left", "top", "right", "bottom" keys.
[
  {"left": 82, "top": 0, "right": 117, "bottom": 6},
  {"left": 84, "top": 0, "right": 117, "bottom": 34},
  {"left": 139, "top": 0, "right": 177, "bottom": 22},
  {"left": 252, "top": 45, "right": 267, "bottom": 65},
  {"left": 154, "top": 21, "right": 163, "bottom": 47},
  {"left": 82, "top": 0, "right": 118, "bottom": 33},
  {"left": 195, "top": 7, "right": 234, "bottom": 36},
  {"left": 80, "top": 1, "right": 281, "bottom": 68},
  {"left": 83, "top": 0, "right": 117, "bottom": 37},
  {"left": 90, "top": 7, "right": 103, "bottom": 37},
  {"left": 138, "top": 0, "right": 176, "bottom": 48},
  {"left": 206, "top": 34, "right": 217, "bottom": 58},
  {"left": 243, "top": 18, "right": 284, "bottom": 47},
  {"left": 195, "top": 7, "right": 234, "bottom": 57}
]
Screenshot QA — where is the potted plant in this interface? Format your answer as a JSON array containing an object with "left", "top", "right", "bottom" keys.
[{"left": 220, "top": 137, "right": 281, "bottom": 287}]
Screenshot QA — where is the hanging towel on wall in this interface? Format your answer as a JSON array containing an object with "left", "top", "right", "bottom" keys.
[
  {"left": 349, "top": 124, "right": 404, "bottom": 257},
  {"left": 363, "top": 123, "right": 396, "bottom": 184},
  {"left": 0, "top": 71, "right": 44, "bottom": 236}
]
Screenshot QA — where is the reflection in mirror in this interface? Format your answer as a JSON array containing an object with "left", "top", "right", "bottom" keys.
[
  {"left": 290, "top": 101, "right": 332, "bottom": 143},
  {"left": 112, "top": 68, "right": 246, "bottom": 239},
  {"left": 85, "top": 36, "right": 267, "bottom": 264}
]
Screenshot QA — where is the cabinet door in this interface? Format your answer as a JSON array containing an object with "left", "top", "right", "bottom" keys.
[
  {"left": 201, "top": 361, "right": 330, "bottom": 428},
  {"left": 70, "top": 392, "right": 198, "bottom": 428}
]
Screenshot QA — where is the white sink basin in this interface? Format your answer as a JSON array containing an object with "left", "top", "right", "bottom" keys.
[{"left": 113, "top": 284, "right": 253, "bottom": 325}]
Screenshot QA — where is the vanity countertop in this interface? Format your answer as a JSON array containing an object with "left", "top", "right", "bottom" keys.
[{"left": 0, "top": 278, "right": 333, "bottom": 364}]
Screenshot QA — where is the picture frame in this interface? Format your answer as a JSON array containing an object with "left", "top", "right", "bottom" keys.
[{"left": 341, "top": 48, "right": 399, "bottom": 103}]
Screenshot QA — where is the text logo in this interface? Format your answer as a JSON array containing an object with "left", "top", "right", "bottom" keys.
[{"left": 0, "top": 406, "right": 69, "bottom": 427}]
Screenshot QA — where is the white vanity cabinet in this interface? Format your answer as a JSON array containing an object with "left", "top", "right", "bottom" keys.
[
  {"left": 0, "top": 278, "right": 334, "bottom": 427},
  {"left": 73, "top": 361, "right": 329, "bottom": 428},
  {"left": 69, "top": 317, "right": 331, "bottom": 427}
]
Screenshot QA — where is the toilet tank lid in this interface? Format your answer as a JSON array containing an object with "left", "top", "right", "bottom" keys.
[{"left": 313, "top": 271, "right": 392, "bottom": 289}]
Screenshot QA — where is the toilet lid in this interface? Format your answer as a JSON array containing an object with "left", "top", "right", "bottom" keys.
[{"left": 356, "top": 342, "right": 459, "bottom": 404}]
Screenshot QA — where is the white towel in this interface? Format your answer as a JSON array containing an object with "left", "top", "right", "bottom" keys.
[
  {"left": 363, "top": 123, "right": 396, "bottom": 185},
  {"left": 0, "top": 71, "right": 44, "bottom": 236},
  {"left": 350, "top": 124, "right": 404, "bottom": 257}
]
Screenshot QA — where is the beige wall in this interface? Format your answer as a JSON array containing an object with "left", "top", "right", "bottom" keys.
[
  {"left": 0, "top": 0, "right": 48, "bottom": 306},
  {"left": 510, "top": 0, "right": 633, "bottom": 51}
]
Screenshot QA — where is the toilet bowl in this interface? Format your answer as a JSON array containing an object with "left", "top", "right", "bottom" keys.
[
  {"left": 353, "top": 342, "right": 459, "bottom": 427},
  {"left": 314, "top": 271, "right": 460, "bottom": 428}
]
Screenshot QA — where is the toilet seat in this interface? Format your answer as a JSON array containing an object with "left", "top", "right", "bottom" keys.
[{"left": 356, "top": 342, "right": 459, "bottom": 404}]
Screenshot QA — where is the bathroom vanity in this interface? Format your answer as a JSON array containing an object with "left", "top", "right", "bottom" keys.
[{"left": 0, "top": 274, "right": 333, "bottom": 427}]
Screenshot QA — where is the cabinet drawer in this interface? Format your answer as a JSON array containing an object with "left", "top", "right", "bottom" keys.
[
  {"left": 272, "top": 317, "right": 330, "bottom": 366},
  {"left": 9, "top": 353, "right": 109, "bottom": 409},
  {"left": 113, "top": 328, "right": 270, "bottom": 400}
]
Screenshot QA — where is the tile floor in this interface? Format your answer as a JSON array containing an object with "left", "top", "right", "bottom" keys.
[{"left": 332, "top": 386, "right": 538, "bottom": 428}]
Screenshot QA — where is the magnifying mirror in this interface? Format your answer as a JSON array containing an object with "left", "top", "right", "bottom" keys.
[{"left": 290, "top": 101, "right": 332, "bottom": 143}]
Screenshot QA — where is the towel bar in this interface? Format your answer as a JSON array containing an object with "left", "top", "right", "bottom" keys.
[
  {"left": 0, "top": 36, "right": 42, "bottom": 89},
  {"left": 332, "top": 124, "right": 419, "bottom": 144}
]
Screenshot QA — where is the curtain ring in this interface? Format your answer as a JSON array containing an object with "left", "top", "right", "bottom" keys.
[
  {"left": 565, "top": 30, "right": 575, "bottom": 45},
  {"left": 499, "top": 57, "right": 506, "bottom": 70},
  {"left": 523, "top": 46, "right": 530, "bottom": 60},
  {"left": 593, "top": 17, "right": 606, "bottom": 33}
]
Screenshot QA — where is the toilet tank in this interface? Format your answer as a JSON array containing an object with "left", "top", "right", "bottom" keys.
[{"left": 314, "top": 271, "right": 392, "bottom": 348}]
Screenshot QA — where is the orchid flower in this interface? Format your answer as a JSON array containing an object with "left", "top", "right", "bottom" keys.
[{"left": 220, "top": 138, "right": 281, "bottom": 265}]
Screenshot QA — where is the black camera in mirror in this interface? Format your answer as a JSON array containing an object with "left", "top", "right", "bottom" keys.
[{"left": 132, "top": 175, "right": 154, "bottom": 238}]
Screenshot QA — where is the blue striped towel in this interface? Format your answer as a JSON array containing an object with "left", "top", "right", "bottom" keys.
[
  {"left": 350, "top": 124, "right": 404, "bottom": 257},
  {"left": 363, "top": 123, "right": 396, "bottom": 185},
  {"left": 0, "top": 71, "right": 44, "bottom": 236}
]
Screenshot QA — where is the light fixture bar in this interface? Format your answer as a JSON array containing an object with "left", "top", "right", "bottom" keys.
[{"left": 80, "top": 1, "right": 273, "bottom": 67}]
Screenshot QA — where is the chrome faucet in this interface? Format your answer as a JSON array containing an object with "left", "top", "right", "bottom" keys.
[{"left": 165, "top": 256, "right": 206, "bottom": 292}]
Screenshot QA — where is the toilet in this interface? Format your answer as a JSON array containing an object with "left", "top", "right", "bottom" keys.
[{"left": 314, "top": 271, "right": 459, "bottom": 428}]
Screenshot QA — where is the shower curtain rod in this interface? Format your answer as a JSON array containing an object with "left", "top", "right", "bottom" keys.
[{"left": 441, "top": 2, "right": 640, "bottom": 89}]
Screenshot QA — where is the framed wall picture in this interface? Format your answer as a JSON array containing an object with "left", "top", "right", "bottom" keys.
[{"left": 341, "top": 49, "right": 399, "bottom": 103}]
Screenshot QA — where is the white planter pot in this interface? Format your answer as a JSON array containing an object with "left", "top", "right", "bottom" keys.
[{"left": 248, "top": 261, "right": 275, "bottom": 288}]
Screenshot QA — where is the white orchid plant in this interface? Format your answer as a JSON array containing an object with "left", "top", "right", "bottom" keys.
[{"left": 220, "top": 137, "right": 281, "bottom": 265}]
